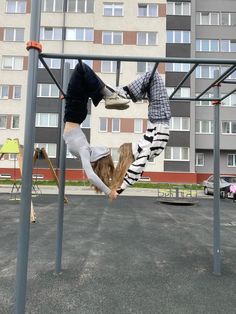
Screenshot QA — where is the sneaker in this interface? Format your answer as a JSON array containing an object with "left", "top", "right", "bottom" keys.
[
  {"left": 115, "top": 86, "right": 128, "bottom": 99},
  {"left": 105, "top": 92, "right": 130, "bottom": 110}
]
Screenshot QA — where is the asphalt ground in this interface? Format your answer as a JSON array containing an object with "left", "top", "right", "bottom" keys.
[{"left": 0, "top": 191, "right": 236, "bottom": 314}]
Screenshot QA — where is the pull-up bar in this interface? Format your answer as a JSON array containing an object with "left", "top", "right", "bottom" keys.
[{"left": 39, "top": 52, "right": 236, "bottom": 102}]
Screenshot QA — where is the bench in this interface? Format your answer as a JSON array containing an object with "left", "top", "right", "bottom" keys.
[{"left": 0, "top": 173, "right": 12, "bottom": 179}]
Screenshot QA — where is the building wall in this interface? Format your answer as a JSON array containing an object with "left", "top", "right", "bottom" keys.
[
  {"left": 0, "top": 1, "right": 30, "bottom": 168},
  {"left": 194, "top": 0, "right": 236, "bottom": 175},
  {"left": 1, "top": 0, "right": 236, "bottom": 183}
]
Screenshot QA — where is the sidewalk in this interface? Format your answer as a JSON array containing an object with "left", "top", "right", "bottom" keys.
[{"left": 0, "top": 184, "right": 208, "bottom": 198}]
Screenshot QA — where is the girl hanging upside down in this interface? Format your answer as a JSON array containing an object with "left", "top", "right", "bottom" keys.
[
  {"left": 63, "top": 61, "right": 130, "bottom": 200},
  {"left": 110, "top": 69, "right": 171, "bottom": 198}
]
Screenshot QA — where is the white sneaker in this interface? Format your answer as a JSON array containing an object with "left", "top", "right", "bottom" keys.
[
  {"left": 105, "top": 92, "right": 130, "bottom": 110},
  {"left": 115, "top": 86, "right": 128, "bottom": 99}
]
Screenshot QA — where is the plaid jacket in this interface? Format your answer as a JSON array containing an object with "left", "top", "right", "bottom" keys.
[{"left": 127, "top": 71, "right": 171, "bottom": 123}]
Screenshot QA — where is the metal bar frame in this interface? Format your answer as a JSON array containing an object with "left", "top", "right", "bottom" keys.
[
  {"left": 15, "top": 0, "right": 42, "bottom": 313},
  {"left": 15, "top": 0, "right": 236, "bottom": 312},
  {"left": 213, "top": 71, "right": 221, "bottom": 275}
]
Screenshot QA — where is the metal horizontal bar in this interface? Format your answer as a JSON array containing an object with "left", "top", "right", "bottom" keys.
[
  {"left": 222, "top": 80, "right": 236, "bottom": 84},
  {"left": 169, "top": 97, "right": 221, "bottom": 102},
  {"left": 40, "top": 53, "right": 236, "bottom": 65}
]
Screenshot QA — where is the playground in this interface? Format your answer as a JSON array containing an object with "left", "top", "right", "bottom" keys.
[{"left": 1, "top": 192, "right": 236, "bottom": 313}]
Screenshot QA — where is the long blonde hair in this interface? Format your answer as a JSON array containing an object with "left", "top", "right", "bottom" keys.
[
  {"left": 91, "top": 154, "right": 114, "bottom": 193},
  {"left": 112, "top": 143, "right": 134, "bottom": 189}
]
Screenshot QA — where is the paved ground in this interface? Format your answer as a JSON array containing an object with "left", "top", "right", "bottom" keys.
[{"left": 0, "top": 190, "right": 236, "bottom": 314}]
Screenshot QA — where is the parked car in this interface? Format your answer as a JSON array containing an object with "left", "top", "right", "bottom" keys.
[{"left": 202, "top": 175, "right": 236, "bottom": 198}]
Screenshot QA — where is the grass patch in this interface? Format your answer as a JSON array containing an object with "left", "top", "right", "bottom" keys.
[{"left": 0, "top": 179, "right": 203, "bottom": 190}]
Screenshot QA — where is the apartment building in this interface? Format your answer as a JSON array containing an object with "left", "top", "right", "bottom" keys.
[
  {"left": 192, "top": 0, "right": 236, "bottom": 181},
  {"left": 0, "top": 0, "right": 235, "bottom": 183}
]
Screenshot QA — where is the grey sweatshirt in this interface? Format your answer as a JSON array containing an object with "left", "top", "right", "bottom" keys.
[{"left": 63, "top": 127, "right": 111, "bottom": 195}]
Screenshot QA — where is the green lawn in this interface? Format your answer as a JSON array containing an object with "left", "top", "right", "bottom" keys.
[{"left": 0, "top": 179, "right": 203, "bottom": 191}]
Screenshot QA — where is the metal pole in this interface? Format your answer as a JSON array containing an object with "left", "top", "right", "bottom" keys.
[
  {"left": 213, "top": 70, "right": 221, "bottom": 275},
  {"left": 15, "top": 0, "right": 42, "bottom": 313},
  {"left": 115, "top": 61, "right": 121, "bottom": 87},
  {"left": 55, "top": 62, "right": 70, "bottom": 274}
]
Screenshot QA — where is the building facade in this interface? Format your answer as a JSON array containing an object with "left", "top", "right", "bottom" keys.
[{"left": 0, "top": 0, "right": 235, "bottom": 183}]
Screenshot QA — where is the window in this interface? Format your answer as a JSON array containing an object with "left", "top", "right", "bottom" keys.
[
  {"left": 165, "top": 147, "right": 189, "bottom": 161},
  {"left": 11, "top": 115, "right": 19, "bottom": 129},
  {"left": 138, "top": 3, "right": 158, "bottom": 17},
  {"left": 111, "top": 148, "right": 119, "bottom": 162},
  {"left": 170, "top": 117, "right": 190, "bottom": 131},
  {"left": 228, "top": 154, "right": 236, "bottom": 167},
  {"left": 137, "top": 32, "right": 157, "bottom": 45},
  {"left": 221, "top": 93, "right": 236, "bottom": 107},
  {"left": 39, "top": 58, "right": 61, "bottom": 69},
  {"left": 40, "top": 27, "right": 63, "bottom": 40},
  {"left": 81, "top": 114, "right": 90, "bottom": 128},
  {"left": 195, "top": 93, "right": 214, "bottom": 106},
  {"left": 2, "top": 56, "right": 24, "bottom": 70},
  {"left": 4, "top": 28, "right": 24, "bottom": 41},
  {"left": 195, "top": 66, "right": 219, "bottom": 79},
  {"left": 112, "top": 118, "right": 120, "bottom": 132},
  {"left": 167, "top": 31, "right": 190, "bottom": 44},
  {"left": 0, "top": 86, "right": 9, "bottom": 99},
  {"left": 167, "top": 2, "right": 191, "bottom": 16},
  {"left": 196, "top": 153, "right": 204, "bottom": 166},
  {"left": 137, "top": 62, "right": 155, "bottom": 73},
  {"left": 221, "top": 12, "right": 236, "bottom": 26},
  {"left": 37, "top": 84, "right": 59, "bottom": 97},
  {"left": 196, "top": 120, "right": 213, "bottom": 134},
  {"left": 66, "top": 28, "right": 93, "bottom": 41},
  {"left": 13, "top": 86, "right": 21, "bottom": 99},
  {"left": 35, "top": 113, "right": 58, "bottom": 127},
  {"left": 0, "top": 115, "right": 7, "bottom": 128},
  {"left": 166, "top": 87, "right": 190, "bottom": 98},
  {"left": 0, "top": 85, "right": 21, "bottom": 99},
  {"left": 134, "top": 119, "right": 143, "bottom": 133},
  {"left": 103, "top": 3, "right": 123, "bottom": 16},
  {"left": 41, "top": 0, "right": 63, "bottom": 12},
  {"left": 99, "top": 117, "right": 108, "bottom": 132},
  {"left": 196, "top": 39, "right": 219, "bottom": 52},
  {"left": 101, "top": 61, "right": 118, "bottom": 73},
  {"left": 196, "top": 12, "right": 219, "bottom": 25},
  {"left": 102, "top": 31, "right": 123, "bottom": 45},
  {"left": 166, "top": 63, "right": 190, "bottom": 72},
  {"left": 34, "top": 143, "right": 57, "bottom": 158},
  {"left": 67, "top": 0, "right": 94, "bottom": 13},
  {"left": 221, "top": 40, "right": 236, "bottom": 53},
  {"left": 6, "top": 0, "right": 26, "bottom": 13},
  {"left": 222, "top": 121, "right": 236, "bottom": 134}
]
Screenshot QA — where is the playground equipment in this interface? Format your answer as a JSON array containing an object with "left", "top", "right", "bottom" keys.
[
  {"left": 0, "top": 139, "right": 36, "bottom": 222},
  {"left": 157, "top": 185, "right": 199, "bottom": 205},
  {"left": 14, "top": 0, "right": 236, "bottom": 313}
]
